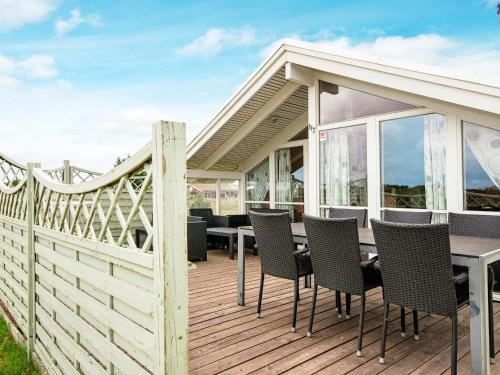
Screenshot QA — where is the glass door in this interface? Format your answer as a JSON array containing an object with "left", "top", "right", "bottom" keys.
[{"left": 273, "top": 142, "right": 307, "bottom": 222}]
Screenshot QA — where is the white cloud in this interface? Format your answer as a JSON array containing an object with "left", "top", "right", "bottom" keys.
[
  {"left": 55, "top": 9, "right": 100, "bottom": 36},
  {"left": 0, "top": 54, "right": 58, "bottom": 80},
  {"left": 263, "top": 34, "right": 500, "bottom": 86},
  {"left": 0, "top": 0, "right": 56, "bottom": 30},
  {"left": 17, "top": 55, "right": 58, "bottom": 78},
  {"left": 176, "top": 26, "right": 256, "bottom": 58}
]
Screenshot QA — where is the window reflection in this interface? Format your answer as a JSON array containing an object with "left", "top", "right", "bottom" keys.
[
  {"left": 187, "top": 178, "right": 217, "bottom": 212},
  {"left": 463, "top": 122, "right": 500, "bottom": 211},
  {"left": 319, "top": 81, "right": 414, "bottom": 125},
  {"left": 381, "top": 114, "right": 446, "bottom": 210}
]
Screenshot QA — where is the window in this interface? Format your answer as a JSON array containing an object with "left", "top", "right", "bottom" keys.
[
  {"left": 275, "top": 146, "right": 305, "bottom": 221},
  {"left": 319, "top": 124, "right": 367, "bottom": 207},
  {"left": 246, "top": 158, "right": 270, "bottom": 202},
  {"left": 187, "top": 178, "right": 217, "bottom": 212},
  {"left": 381, "top": 114, "right": 446, "bottom": 211},
  {"left": 319, "top": 81, "right": 414, "bottom": 125},
  {"left": 220, "top": 179, "right": 240, "bottom": 215},
  {"left": 463, "top": 122, "right": 500, "bottom": 211}
]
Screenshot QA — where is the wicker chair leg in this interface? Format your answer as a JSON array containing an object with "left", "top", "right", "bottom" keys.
[
  {"left": 356, "top": 293, "right": 366, "bottom": 357},
  {"left": 489, "top": 286, "right": 495, "bottom": 364},
  {"left": 336, "top": 291, "right": 342, "bottom": 318},
  {"left": 379, "top": 301, "right": 390, "bottom": 364},
  {"left": 346, "top": 293, "right": 351, "bottom": 319},
  {"left": 413, "top": 310, "right": 419, "bottom": 340},
  {"left": 292, "top": 278, "right": 299, "bottom": 332},
  {"left": 256, "top": 273, "right": 264, "bottom": 319},
  {"left": 307, "top": 283, "right": 318, "bottom": 337},
  {"left": 400, "top": 307, "right": 406, "bottom": 337},
  {"left": 451, "top": 315, "right": 458, "bottom": 375}
]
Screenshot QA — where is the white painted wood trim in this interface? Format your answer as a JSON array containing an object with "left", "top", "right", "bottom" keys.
[
  {"left": 307, "top": 81, "right": 319, "bottom": 215},
  {"left": 152, "top": 121, "right": 189, "bottom": 375},
  {"left": 285, "top": 62, "right": 314, "bottom": 86}
]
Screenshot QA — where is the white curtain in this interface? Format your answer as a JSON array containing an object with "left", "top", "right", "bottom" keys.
[
  {"left": 248, "top": 160, "right": 269, "bottom": 201},
  {"left": 464, "top": 122, "right": 500, "bottom": 189},
  {"left": 423, "top": 114, "right": 446, "bottom": 211},
  {"left": 321, "top": 129, "right": 350, "bottom": 206},
  {"left": 276, "top": 148, "right": 292, "bottom": 202}
]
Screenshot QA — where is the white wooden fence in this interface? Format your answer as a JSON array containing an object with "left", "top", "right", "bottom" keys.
[{"left": 0, "top": 121, "right": 188, "bottom": 375}]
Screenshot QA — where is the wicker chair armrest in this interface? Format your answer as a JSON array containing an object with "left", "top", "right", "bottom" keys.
[
  {"left": 452, "top": 272, "right": 469, "bottom": 285},
  {"left": 361, "top": 256, "right": 379, "bottom": 269},
  {"left": 213, "top": 215, "right": 230, "bottom": 227},
  {"left": 293, "top": 248, "right": 309, "bottom": 256}
]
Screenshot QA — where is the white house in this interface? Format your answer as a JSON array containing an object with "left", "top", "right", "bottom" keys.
[{"left": 187, "top": 40, "right": 500, "bottom": 223}]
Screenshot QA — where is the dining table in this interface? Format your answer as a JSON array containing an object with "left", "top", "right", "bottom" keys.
[{"left": 237, "top": 222, "right": 500, "bottom": 375}]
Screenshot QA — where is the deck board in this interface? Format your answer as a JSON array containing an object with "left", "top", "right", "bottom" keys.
[{"left": 189, "top": 250, "right": 500, "bottom": 374}]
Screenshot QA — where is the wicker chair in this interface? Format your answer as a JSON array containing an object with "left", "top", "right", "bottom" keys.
[
  {"left": 249, "top": 212, "right": 313, "bottom": 332},
  {"left": 370, "top": 219, "right": 469, "bottom": 373},
  {"left": 329, "top": 208, "right": 367, "bottom": 227},
  {"left": 448, "top": 212, "right": 499, "bottom": 363},
  {"left": 382, "top": 209, "right": 432, "bottom": 338},
  {"left": 304, "top": 215, "right": 382, "bottom": 357},
  {"left": 328, "top": 208, "right": 368, "bottom": 316},
  {"left": 382, "top": 209, "right": 432, "bottom": 224},
  {"left": 247, "top": 208, "right": 289, "bottom": 254}
]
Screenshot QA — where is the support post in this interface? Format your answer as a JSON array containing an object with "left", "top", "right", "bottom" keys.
[
  {"left": 27, "top": 162, "right": 40, "bottom": 360},
  {"left": 63, "top": 160, "right": 73, "bottom": 184},
  {"left": 152, "top": 121, "right": 188, "bottom": 375}
]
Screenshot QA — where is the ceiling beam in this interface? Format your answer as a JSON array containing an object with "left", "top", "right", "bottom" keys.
[{"left": 200, "top": 81, "right": 300, "bottom": 170}]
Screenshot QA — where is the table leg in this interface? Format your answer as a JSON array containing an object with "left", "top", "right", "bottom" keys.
[
  {"left": 468, "top": 257, "right": 490, "bottom": 375},
  {"left": 304, "top": 275, "right": 311, "bottom": 288},
  {"left": 229, "top": 235, "right": 234, "bottom": 260},
  {"left": 237, "top": 231, "right": 245, "bottom": 306}
]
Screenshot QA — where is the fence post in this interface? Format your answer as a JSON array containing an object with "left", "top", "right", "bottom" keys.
[
  {"left": 63, "top": 160, "right": 73, "bottom": 184},
  {"left": 152, "top": 121, "right": 188, "bottom": 374},
  {"left": 27, "top": 162, "right": 40, "bottom": 360}
]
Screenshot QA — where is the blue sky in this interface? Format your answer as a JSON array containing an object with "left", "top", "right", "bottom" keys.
[{"left": 0, "top": 0, "right": 499, "bottom": 170}]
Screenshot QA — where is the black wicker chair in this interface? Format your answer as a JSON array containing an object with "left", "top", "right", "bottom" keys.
[
  {"left": 187, "top": 216, "right": 208, "bottom": 261},
  {"left": 382, "top": 209, "right": 432, "bottom": 338},
  {"left": 304, "top": 215, "right": 382, "bottom": 357},
  {"left": 382, "top": 209, "right": 432, "bottom": 224},
  {"left": 328, "top": 208, "right": 368, "bottom": 317},
  {"left": 329, "top": 208, "right": 367, "bottom": 227},
  {"left": 448, "top": 212, "right": 499, "bottom": 363},
  {"left": 249, "top": 212, "right": 313, "bottom": 332},
  {"left": 247, "top": 208, "right": 289, "bottom": 254},
  {"left": 370, "top": 219, "right": 469, "bottom": 374}
]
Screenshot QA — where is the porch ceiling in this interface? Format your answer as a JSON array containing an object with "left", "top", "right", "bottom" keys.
[{"left": 187, "top": 66, "right": 308, "bottom": 172}]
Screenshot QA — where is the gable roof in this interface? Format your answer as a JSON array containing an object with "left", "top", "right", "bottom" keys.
[{"left": 188, "top": 40, "right": 500, "bottom": 172}]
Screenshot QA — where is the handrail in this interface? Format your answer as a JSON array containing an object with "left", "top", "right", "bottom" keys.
[{"left": 33, "top": 142, "right": 152, "bottom": 194}]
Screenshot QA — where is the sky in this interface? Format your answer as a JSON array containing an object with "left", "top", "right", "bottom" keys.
[{"left": 0, "top": 0, "right": 499, "bottom": 172}]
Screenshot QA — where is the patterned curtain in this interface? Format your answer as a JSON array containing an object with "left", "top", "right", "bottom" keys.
[
  {"left": 275, "top": 148, "right": 291, "bottom": 202},
  {"left": 423, "top": 114, "right": 446, "bottom": 212},
  {"left": 320, "top": 129, "right": 350, "bottom": 206},
  {"left": 464, "top": 122, "right": 500, "bottom": 189}
]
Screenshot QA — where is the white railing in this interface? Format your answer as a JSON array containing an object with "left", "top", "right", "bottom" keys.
[{"left": 0, "top": 121, "right": 188, "bottom": 375}]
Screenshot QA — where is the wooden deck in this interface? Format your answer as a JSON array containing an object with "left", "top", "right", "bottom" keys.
[{"left": 189, "top": 250, "right": 500, "bottom": 374}]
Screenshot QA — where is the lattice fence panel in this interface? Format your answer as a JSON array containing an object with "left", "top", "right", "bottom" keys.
[
  {"left": 0, "top": 156, "right": 26, "bottom": 187},
  {"left": 34, "top": 162, "right": 153, "bottom": 252}
]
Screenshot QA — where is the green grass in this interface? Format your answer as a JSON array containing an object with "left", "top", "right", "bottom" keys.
[{"left": 0, "top": 315, "right": 40, "bottom": 375}]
